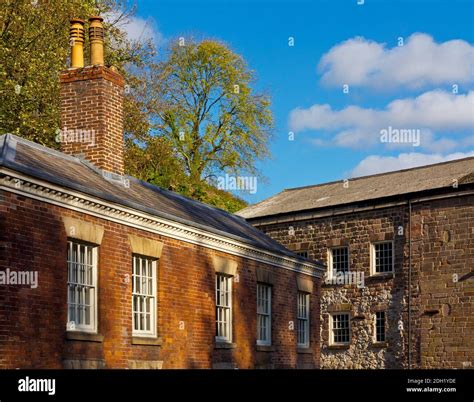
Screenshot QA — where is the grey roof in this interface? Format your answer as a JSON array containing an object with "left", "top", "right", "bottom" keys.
[
  {"left": 0, "top": 134, "right": 310, "bottom": 262},
  {"left": 238, "top": 157, "right": 474, "bottom": 220}
]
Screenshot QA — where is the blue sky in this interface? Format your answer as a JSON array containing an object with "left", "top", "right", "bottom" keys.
[{"left": 122, "top": 0, "right": 474, "bottom": 203}]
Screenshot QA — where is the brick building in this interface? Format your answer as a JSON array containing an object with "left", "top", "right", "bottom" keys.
[
  {"left": 0, "top": 17, "right": 325, "bottom": 369},
  {"left": 238, "top": 159, "right": 474, "bottom": 369}
]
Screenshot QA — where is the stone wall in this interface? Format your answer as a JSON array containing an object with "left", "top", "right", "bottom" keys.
[
  {"left": 416, "top": 196, "right": 474, "bottom": 368},
  {"left": 254, "top": 193, "right": 474, "bottom": 369}
]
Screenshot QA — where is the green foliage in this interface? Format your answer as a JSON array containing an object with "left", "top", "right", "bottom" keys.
[
  {"left": 149, "top": 39, "right": 273, "bottom": 186},
  {"left": 0, "top": 2, "right": 265, "bottom": 213},
  {"left": 124, "top": 37, "right": 270, "bottom": 211},
  {"left": 125, "top": 135, "right": 187, "bottom": 191},
  {"left": 0, "top": 0, "right": 95, "bottom": 146},
  {"left": 124, "top": 136, "right": 248, "bottom": 213},
  {"left": 196, "top": 182, "right": 248, "bottom": 213},
  {"left": 0, "top": 0, "right": 154, "bottom": 146}
]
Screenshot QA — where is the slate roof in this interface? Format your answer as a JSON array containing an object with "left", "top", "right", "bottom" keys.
[
  {"left": 238, "top": 157, "right": 474, "bottom": 220},
  {"left": 0, "top": 134, "right": 310, "bottom": 262}
]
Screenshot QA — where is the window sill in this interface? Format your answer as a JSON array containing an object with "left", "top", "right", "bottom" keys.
[
  {"left": 367, "top": 272, "right": 394, "bottom": 280},
  {"left": 256, "top": 345, "right": 274, "bottom": 352},
  {"left": 66, "top": 332, "right": 104, "bottom": 343},
  {"left": 327, "top": 344, "right": 350, "bottom": 350},
  {"left": 132, "top": 336, "right": 162, "bottom": 346},
  {"left": 322, "top": 283, "right": 358, "bottom": 288},
  {"left": 372, "top": 341, "right": 388, "bottom": 348},
  {"left": 215, "top": 342, "right": 236, "bottom": 350},
  {"left": 297, "top": 347, "right": 313, "bottom": 354}
]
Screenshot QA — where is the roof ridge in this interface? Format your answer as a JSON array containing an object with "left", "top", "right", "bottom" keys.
[
  {"left": 1, "top": 133, "right": 84, "bottom": 164},
  {"left": 282, "top": 156, "right": 474, "bottom": 193}
]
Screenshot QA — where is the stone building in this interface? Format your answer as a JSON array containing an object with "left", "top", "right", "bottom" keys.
[
  {"left": 0, "top": 17, "right": 324, "bottom": 369},
  {"left": 238, "top": 159, "right": 474, "bottom": 369}
]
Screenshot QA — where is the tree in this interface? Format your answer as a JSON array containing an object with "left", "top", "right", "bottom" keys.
[
  {"left": 0, "top": 0, "right": 154, "bottom": 148},
  {"left": 0, "top": 2, "right": 261, "bottom": 212},
  {"left": 125, "top": 134, "right": 248, "bottom": 212},
  {"left": 0, "top": 0, "right": 90, "bottom": 146},
  {"left": 125, "top": 135, "right": 187, "bottom": 192},
  {"left": 148, "top": 39, "right": 273, "bottom": 193}
]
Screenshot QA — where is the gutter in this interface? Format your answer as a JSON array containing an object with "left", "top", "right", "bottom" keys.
[
  {"left": 244, "top": 187, "right": 474, "bottom": 226},
  {"left": 0, "top": 169, "right": 325, "bottom": 277}
]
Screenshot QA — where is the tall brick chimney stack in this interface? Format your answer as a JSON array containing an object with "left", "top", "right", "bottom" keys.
[{"left": 60, "top": 16, "right": 125, "bottom": 175}]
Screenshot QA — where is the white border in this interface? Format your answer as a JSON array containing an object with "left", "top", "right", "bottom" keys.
[
  {"left": 329, "top": 311, "right": 351, "bottom": 346},
  {"left": 370, "top": 241, "right": 395, "bottom": 276}
]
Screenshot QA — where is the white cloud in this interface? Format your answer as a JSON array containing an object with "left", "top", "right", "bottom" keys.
[
  {"left": 124, "top": 15, "right": 162, "bottom": 43},
  {"left": 104, "top": 12, "right": 163, "bottom": 44},
  {"left": 318, "top": 33, "right": 474, "bottom": 89},
  {"left": 289, "top": 90, "right": 474, "bottom": 151},
  {"left": 350, "top": 151, "right": 474, "bottom": 177}
]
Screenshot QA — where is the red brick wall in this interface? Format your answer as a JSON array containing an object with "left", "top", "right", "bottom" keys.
[
  {"left": 59, "top": 66, "right": 125, "bottom": 175},
  {"left": 0, "top": 190, "right": 321, "bottom": 369}
]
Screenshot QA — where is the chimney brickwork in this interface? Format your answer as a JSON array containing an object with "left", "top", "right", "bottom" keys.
[{"left": 60, "top": 17, "right": 125, "bottom": 175}]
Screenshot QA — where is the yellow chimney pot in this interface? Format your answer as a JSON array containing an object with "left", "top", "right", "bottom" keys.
[
  {"left": 69, "top": 18, "right": 85, "bottom": 68},
  {"left": 89, "top": 16, "right": 105, "bottom": 66}
]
